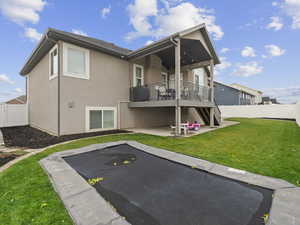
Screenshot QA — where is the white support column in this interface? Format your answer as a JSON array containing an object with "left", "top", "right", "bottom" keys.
[
  {"left": 209, "top": 59, "right": 215, "bottom": 127},
  {"left": 175, "top": 38, "right": 181, "bottom": 136}
]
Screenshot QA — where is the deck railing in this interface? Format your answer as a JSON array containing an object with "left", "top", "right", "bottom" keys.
[
  {"left": 240, "top": 98, "right": 252, "bottom": 105},
  {"left": 130, "top": 81, "right": 211, "bottom": 103}
]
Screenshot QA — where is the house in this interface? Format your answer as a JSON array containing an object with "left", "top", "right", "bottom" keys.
[
  {"left": 261, "top": 96, "right": 279, "bottom": 105},
  {"left": 20, "top": 24, "right": 221, "bottom": 136},
  {"left": 6, "top": 95, "right": 27, "bottom": 104},
  {"left": 214, "top": 81, "right": 256, "bottom": 105},
  {"left": 230, "top": 83, "right": 263, "bottom": 105}
]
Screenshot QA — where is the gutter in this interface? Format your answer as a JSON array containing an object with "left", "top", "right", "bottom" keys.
[{"left": 170, "top": 36, "right": 178, "bottom": 46}]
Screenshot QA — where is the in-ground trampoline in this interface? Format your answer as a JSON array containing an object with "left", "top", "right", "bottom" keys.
[
  {"left": 41, "top": 141, "right": 300, "bottom": 225},
  {"left": 63, "top": 144, "right": 272, "bottom": 225}
]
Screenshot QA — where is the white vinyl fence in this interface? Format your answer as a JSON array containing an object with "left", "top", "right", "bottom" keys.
[
  {"left": 219, "top": 103, "right": 300, "bottom": 126},
  {"left": 296, "top": 101, "right": 300, "bottom": 126},
  {"left": 0, "top": 104, "right": 28, "bottom": 128}
]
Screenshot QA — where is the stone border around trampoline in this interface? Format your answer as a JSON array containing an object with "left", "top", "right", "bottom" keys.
[{"left": 40, "top": 141, "right": 300, "bottom": 225}]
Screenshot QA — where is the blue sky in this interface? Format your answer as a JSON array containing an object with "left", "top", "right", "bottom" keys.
[{"left": 0, "top": 0, "right": 299, "bottom": 103}]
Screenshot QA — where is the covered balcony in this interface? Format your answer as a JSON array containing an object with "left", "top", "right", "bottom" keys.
[
  {"left": 127, "top": 24, "right": 221, "bottom": 135},
  {"left": 129, "top": 81, "right": 213, "bottom": 108}
]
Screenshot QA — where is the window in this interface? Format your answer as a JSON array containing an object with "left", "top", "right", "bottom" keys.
[
  {"left": 193, "top": 68, "right": 205, "bottom": 86},
  {"left": 63, "top": 43, "right": 90, "bottom": 79},
  {"left": 161, "top": 72, "right": 168, "bottom": 87},
  {"left": 49, "top": 45, "right": 58, "bottom": 79},
  {"left": 133, "top": 64, "right": 144, "bottom": 87},
  {"left": 86, "top": 107, "right": 117, "bottom": 132}
]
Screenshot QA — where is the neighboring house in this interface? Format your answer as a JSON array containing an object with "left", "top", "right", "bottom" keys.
[
  {"left": 230, "top": 83, "right": 263, "bottom": 105},
  {"left": 6, "top": 95, "right": 27, "bottom": 104},
  {"left": 261, "top": 96, "right": 279, "bottom": 105},
  {"left": 214, "top": 81, "right": 255, "bottom": 106},
  {"left": 20, "top": 24, "right": 221, "bottom": 136}
]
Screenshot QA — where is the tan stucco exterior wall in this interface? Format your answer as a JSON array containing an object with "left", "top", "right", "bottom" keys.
[
  {"left": 27, "top": 40, "right": 209, "bottom": 135},
  {"left": 59, "top": 44, "right": 131, "bottom": 135},
  {"left": 59, "top": 43, "right": 176, "bottom": 135},
  {"left": 27, "top": 45, "right": 59, "bottom": 135},
  {"left": 130, "top": 54, "right": 168, "bottom": 86},
  {"left": 119, "top": 103, "right": 175, "bottom": 129}
]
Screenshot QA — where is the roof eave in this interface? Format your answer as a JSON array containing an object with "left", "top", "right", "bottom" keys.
[{"left": 20, "top": 29, "right": 50, "bottom": 76}]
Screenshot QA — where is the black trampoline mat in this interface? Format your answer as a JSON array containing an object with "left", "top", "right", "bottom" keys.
[{"left": 64, "top": 144, "right": 273, "bottom": 225}]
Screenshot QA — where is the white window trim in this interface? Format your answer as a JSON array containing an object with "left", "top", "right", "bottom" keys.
[
  {"left": 193, "top": 68, "right": 206, "bottom": 86},
  {"left": 63, "top": 42, "right": 90, "bottom": 80},
  {"left": 49, "top": 44, "right": 58, "bottom": 80},
  {"left": 133, "top": 64, "right": 144, "bottom": 87},
  {"left": 85, "top": 106, "right": 117, "bottom": 132}
]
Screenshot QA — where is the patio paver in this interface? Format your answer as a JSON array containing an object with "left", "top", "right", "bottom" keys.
[{"left": 127, "top": 120, "right": 239, "bottom": 137}]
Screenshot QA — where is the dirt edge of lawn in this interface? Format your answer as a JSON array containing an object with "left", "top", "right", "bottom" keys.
[{"left": 0, "top": 126, "right": 132, "bottom": 149}]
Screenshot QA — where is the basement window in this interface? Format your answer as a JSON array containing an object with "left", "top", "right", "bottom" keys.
[
  {"left": 86, "top": 107, "right": 117, "bottom": 132},
  {"left": 49, "top": 45, "right": 58, "bottom": 80}
]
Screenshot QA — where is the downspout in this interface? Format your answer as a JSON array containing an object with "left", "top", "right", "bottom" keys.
[
  {"left": 57, "top": 41, "right": 61, "bottom": 137},
  {"left": 46, "top": 34, "right": 61, "bottom": 136}
]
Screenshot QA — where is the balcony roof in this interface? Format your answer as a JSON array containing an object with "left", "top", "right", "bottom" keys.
[{"left": 20, "top": 24, "right": 220, "bottom": 75}]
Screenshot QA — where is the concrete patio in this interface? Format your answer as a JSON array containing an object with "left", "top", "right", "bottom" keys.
[{"left": 127, "top": 120, "right": 239, "bottom": 137}]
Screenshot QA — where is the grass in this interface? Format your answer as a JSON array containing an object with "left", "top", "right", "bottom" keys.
[{"left": 0, "top": 118, "right": 300, "bottom": 225}]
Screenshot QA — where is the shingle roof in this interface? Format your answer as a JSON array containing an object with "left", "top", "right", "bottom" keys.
[
  {"left": 6, "top": 95, "right": 27, "bottom": 104},
  {"left": 20, "top": 24, "right": 219, "bottom": 75},
  {"left": 49, "top": 28, "right": 132, "bottom": 56}
]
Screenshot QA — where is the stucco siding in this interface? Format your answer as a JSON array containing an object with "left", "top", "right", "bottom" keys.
[
  {"left": 131, "top": 55, "right": 167, "bottom": 86},
  {"left": 119, "top": 102, "right": 175, "bottom": 129},
  {"left": 28, "top": 47, "right": 58, "bottom": 135},
  {"left": 59, "top": 44, "right": 130, "bottom": 135}
]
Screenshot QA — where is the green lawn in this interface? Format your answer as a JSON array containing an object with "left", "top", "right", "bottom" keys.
[{"left": 0, "top": 118, "right": 300, "bottom": 225}]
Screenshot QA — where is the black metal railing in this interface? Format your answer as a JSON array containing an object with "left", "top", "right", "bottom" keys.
[{"left": 130, "top": 81, "right": 211, "bottom": 103}]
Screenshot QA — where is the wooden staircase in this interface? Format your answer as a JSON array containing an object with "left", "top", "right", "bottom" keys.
[{"left": 196, "top": 100, "right": 221, "bottom": 126}]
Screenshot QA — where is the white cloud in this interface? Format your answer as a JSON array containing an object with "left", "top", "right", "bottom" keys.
[
  {"left": 215, "top": 56, "right": 231, "bottom": 75},
  {"left": 218, "top": 57, "right": 232, "bottom": 69},
  {"left": 101, "top": 5, "right": 111, "bottom": 18},
  {"left": 233, "top": 62, "right": 263, "bottom": 77},
  {"left": 266, "top": 17, "right": 284, "bottom": 31},
  {"left": 15, "top": 88, "right": 23, "bottom": 93},
  {"left": 263, "top": 86, "right": 300, "bottom": 104},
  {"left": 126, "top": 0, "right": 223, "bottom": 41},
  {"left": 0, "top": 74, "right": 14, "bottom": 84},
  {"left": 272, "top": 2, "right": 279, "bottom": 6},
  {"left": 160, "top": 0, "right": 184, "bottom": 8},
  {"left": 265, "top": 44, "right": 286, "bottom": 57},
  {"left": 0, "top": 0, "right": 46, "bottom": 24},
  {"left": 282, "top": 0, "right": 300, "bottom": 29},
  {"left": 145, "top": 40, "right": 154, "bottom": 45},
  {"left": 241, "top": 46, "right": 256, "bottom": 57},
  {"left": 127, "top": 0, "right": 158, "bottom": 39},
  {"left": 72, "top": 29, "right": 88, "bottom": 36},
  {"left": 220, "top": 48, "right": 230, "bottom": 54},
  {"left": 24, "top": 27, "right": 42, "bottom": 42}
]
